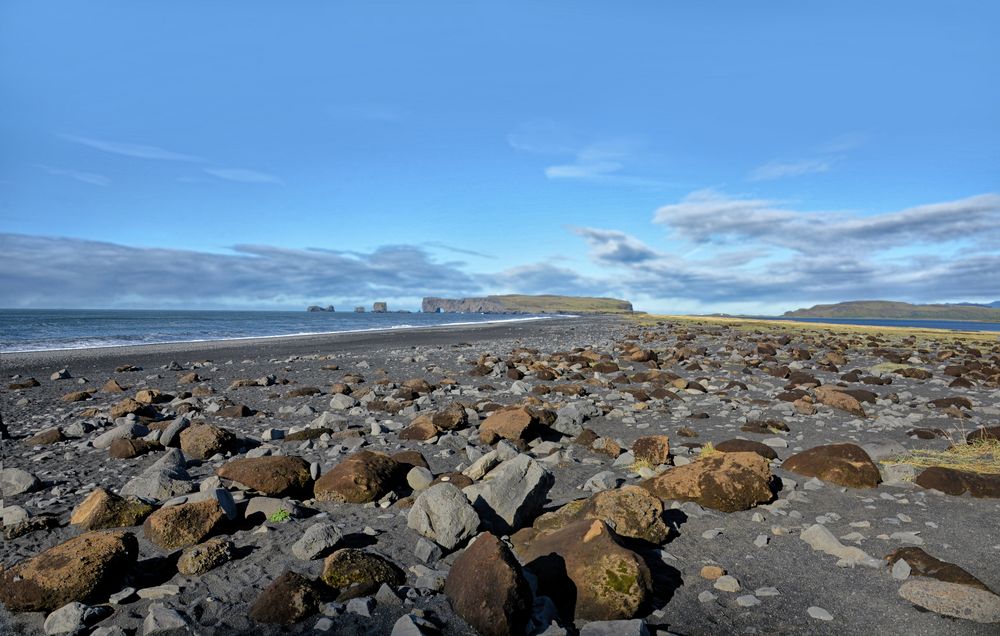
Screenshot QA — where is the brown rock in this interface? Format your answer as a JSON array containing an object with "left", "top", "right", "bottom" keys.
[
  {"left": 479, "top": 407, "right": 540, "bottom": 445},
  {"left": 579, "top": 486, "right": 670, "bottom": 544},
  {"left": 313, "top": 450, "right": 401, "bottom": 503},
  {"left": 700, "top": 565, "right": 725, "bottom": 580},
  {"left": 71, "top": 488, "right": 154, "bottom": 530},
  {"left": 967, "top": 426, "right": 1000, "bottom": 443},
  {"left": 714, "top": 439, "right": 778, "bottom": 460},
  {"left": 432, "top": 403, "right": 469, "bottom": 430},
  {"left": 177, "top": 537, "right": 234, "bottom": 576},
  {"left": 177, "top": 372, "right": 202, "bottom": 384},
  {"left": 782, "top": 443, "right": 881, "bottom": 488},
  {"left": 915, "top": 467, "right": 1000, "bottom": 498},
  {"left": 249, "top": 571, "right": 323, "bottom": 624},
  {"left": 135, "top": 389, "right": 171, "bottom": 404},
  {"left": 25, "top": 427, "right": 64, "bottom": 445},
  {"left": 632, "top": 435, "right": 670, "bottom": 465},
  {"left": 886, "top": 547, "right": 992, "bottom": 592},
  {"left": 142, "top": 499, "right": 226, "bottom": 550},
  {"left": 399, "top": 414, "right": 439, "bottom": 441},
  {"left": 217, "top": 404, "right": 253, "bottom": 418},
  {"left": 109, "top": 438, "right": 161, "bottom": 459},
  {"left": 0, "top": 531, "right": 138, "bottom": 612},
  {"left": 179, "top": 424, "right": 236, "bottom": 460},
  {"left": 9, "top": 377, "right": 41, "bottom": 390},
  {"left": 109, "top": 398, "right": 155, "bottom": 419},
  {"left": 61, "top": 390, "right": 91, "bottom": 402},
  {"left": 320, "top": 548, "right": 405, "bottom": 599},
  {"left": 444, "top": 533, "right": 532, "bottom": 636},
  {"left": 217, "top": 455, "right": 312, "bottom": 497},
  {"left": 640, "top": 451, "right": 773, "bottom": 512},
  {"left": 519, "top": 519, "right": 652, "bottom": 621},
  {"left": 814, "top": 385, "right": 866, "bottom": 417}
]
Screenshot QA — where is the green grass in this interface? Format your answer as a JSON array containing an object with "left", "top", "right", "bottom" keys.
[
  {"left": 784, "top": 300, "right": 1000, "bottom": 323},
  {"left": 267, "top": 509, "right": 291, "bottom": 523},
  {"left": 493, "top": 295, "right": 634, "bottom": 314}
]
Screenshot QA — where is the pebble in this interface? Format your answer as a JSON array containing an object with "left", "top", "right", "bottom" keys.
[
  {"left": 736, "top": 595, "right": 761, "bottom": 607},
  {"left": 714, "top": 575, "right": 741, "bottom": 593},
  {"left": 807, "top": 606, "right": 834, "bottom": 621}
]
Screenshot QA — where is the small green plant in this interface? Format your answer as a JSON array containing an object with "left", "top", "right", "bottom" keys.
[
  {"left": 699, "top": 442, "right": 717, "bottom": 457},
  {"left": 628, "top": 458, "right": 654, "bottom": 473},
  {"left": 268, "top": 508, "right": 291, "bottom": 523}
]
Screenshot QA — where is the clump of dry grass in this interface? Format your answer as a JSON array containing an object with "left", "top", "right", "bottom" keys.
[
  {"left": 698, "top": 441, "right": 717, "bottom": 458},
  {"left": 628, "top": 458, "right": 655, "bottom": 473},
  {"left": 883, "top": 440, "right": 1000, "bottom": 475}
]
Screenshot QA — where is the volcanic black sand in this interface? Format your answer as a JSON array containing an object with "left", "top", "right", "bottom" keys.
[{"left": 2, "top": 315, "right": 999, "bottom": 635}]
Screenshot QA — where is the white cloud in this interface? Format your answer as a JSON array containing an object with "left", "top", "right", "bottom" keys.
[
  {"left": 204, "top": 167, "right": 282, "bottom": 184},
  {"left": 59, "top": 134, "right": 204, "bottom": 162},
  {"left": 36, "top": 165, "right": 110, "bottom": 187},
  {"left": 748, "top": 157, "right": 835, "bottom": 181}
]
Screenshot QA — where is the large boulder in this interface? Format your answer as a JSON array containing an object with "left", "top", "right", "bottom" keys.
[
  {"left": 782, "top": 443, "right": 881, "bottom": 488},
  {"left": 249, "top": 571, "right": 323, "bottom": 624},
  {"left": 631, "top": 435, "right": 670, "bottom": 465},
  {"left": 320, "top": 549, "right": 405, "bottom": 599},
  {"left": 886, "top": 547, "right": 992, "bottom": 591},
  {"left": 444, "top": 533, "right": 533, "bottom": 636},
  {"left": 407, "top": 483, "right": 481, "bottom": 550},
  {"left": 142, "top": 498, "right": 226, "bottom": 550},
  {"left": 1, "top": 467, "right": 41, "bottom": 497},
  {"left": 217, "top": 455, "right": 312, "bottom": 497},
  {"left": 119, "top": 448, "right": 194, "bottom": 502},
  {"left": 0, "top": 531, "right": 138, "bottom": 612},
  {"left": 640, "top": 451, "right": 773, "bottom": 512},
  {"left": 578, "top": 486, "right": 670, "bottom": 544},
  {"left": 70, "top": 488, "right": 154, "bottom": 530},
  {"left": 177, "top": 538, "right": 234, "bottom": 576},
  {"left": 463, "top": 454, "right": 554, "bottom": 534},
  {"left": 479, "top": 407, "right": 541, "bottom": 445},
  {"left": 519, "top": 519, "right": 652, "bottom": 621},
  {"left": 914, "top": 467, "right": 1000, "bottom": 498},
  {"left": 714, "top": 439, "right": 778, "bottom": 460},
  {"left": 313, "top": 450, "right": 401, "bottom": 503},
  {"left": 179, "top": 424, "right": 236, "bottom": 460},
  {"left": 898, "top": 579, "right": 1000, "bottom": 624}
]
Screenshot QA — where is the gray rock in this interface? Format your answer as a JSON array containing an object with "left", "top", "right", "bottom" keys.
[
  {"left": 1, "top": 504, "right": 29, "bottom": 526},
  {"left": 43, "top": 602, "right": 110, "bottom": 635},
  {"left": 90, "top": 628, "right": 128, "bottom": 636},
  {"left": 898, "top": 579, "right": 1000, "bottom": 623},
  {"left": 891, "top": 558, "right": 912, "bottom": 580},
  {"left": 120, "top": 448, "right": 193, "bottom": 502},
  {"left": 293, "top": 522, "right": 343, "bottom": 560},
  {"left": 93, "top": 422, "right": 149, "bottom": 449},
  {"left": 800, "top": 524, "right": 881, "bottom": 568},
  {"left": 736, "top": 595, "right": 761, "bottom": 607},
  {"left": 1, "top": 468, "right": 40, "bottom": 497},
  {"left": 579, "top": 619, "right": 650, "bottom": 636},
  {"left": 583, "top": 470, "right": 621, "bottom": 493},
  {"left": 391, "top": 614, "right": 434, "bottom": 636},
  {"left": 408, "top": 482, "right": 480, "bottom": 550},
  {"left": 463, "top": 454, "right": 553, "bottom": 534},
  {"left": 714, "top": 575, "right": 741, "bottom": 593},
  {"left": 862, "top": 439, "right": 907, "bottom": 461},
  {"left": 142, "top": 603, "right": 188, "bottom": 635},
  {"left": 414, "top": 537, "right": 442, "bottom": 564},
  {"left": 807, "top": 606, "right": 833, "bottom": 621},
  {"left": 51, "top": 368, "right": 71, "bottom": 380},
  {"left": 406, "top": 466, "right": 434, "bottom": 491},
  {"left": 346, "top": 596, "right": 374, "bottom": 617},
  {"left": 158, "top": 417, "right": 190, "bottom": 448},
  {"left": 329, "top": 394, "right": 357, "bottom": 410}
]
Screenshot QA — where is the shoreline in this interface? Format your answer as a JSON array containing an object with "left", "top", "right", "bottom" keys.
[{"left": 0, "top": 314, "right": 599, "bottom": 372}]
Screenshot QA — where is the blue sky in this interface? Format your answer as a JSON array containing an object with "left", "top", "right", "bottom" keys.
[{"left": 1, "top": 1, "right": 998, "bottom": 312}]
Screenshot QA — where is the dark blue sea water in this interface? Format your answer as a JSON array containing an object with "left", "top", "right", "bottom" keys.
[
  {"left": 0, "top": 309, "right": 560, "bottom": 352},
  {"left": 761, "top": 316, "right": 1000, "bottom": 333}
]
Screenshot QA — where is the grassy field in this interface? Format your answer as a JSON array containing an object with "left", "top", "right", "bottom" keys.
[
  {"left": 495, "top": 295, "right": 634, "bottom": 314},
  {"left": 629, "top": 314, "right": 1000, "bottom": 344}
]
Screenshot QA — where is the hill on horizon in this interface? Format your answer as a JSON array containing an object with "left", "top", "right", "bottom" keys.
[{"left": 783, "top": 300, "right": 1000, "bottom": 322}]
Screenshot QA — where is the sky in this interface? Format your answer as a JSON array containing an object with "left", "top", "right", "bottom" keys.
[{"left": 1, "top": 1, "right": 998, "bottom": 313}]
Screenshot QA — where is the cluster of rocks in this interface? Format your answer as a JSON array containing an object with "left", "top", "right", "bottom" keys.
[{"left": 2, "top": 316, "right": 999, "bottom": 634}]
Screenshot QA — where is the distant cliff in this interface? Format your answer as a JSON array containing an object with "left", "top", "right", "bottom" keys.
[
  {"left": 306, "top": 305, "right": 335, "bottom": 312},
  {"left": 784, "top": 300, "right": 1000, "bottom": 323},
  {"left": 422, "top": 294, "right": 633, "bottom": 314}
]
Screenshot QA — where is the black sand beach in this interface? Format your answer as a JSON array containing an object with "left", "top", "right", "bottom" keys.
[{"left": 2, "top": 315, "right": 999, "bottom": 635}]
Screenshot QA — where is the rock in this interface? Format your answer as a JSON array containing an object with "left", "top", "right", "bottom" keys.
[
  {"left": 249, "top": 571, "right": 323, "bottom": 624},
  {"left": 244, "top": 496, "right": 304, "bottom": 524},
  {"left": 631, "top": 435, "right": 670, "bottom": 465},
  {"left": 293, "top": 522, "right": 344, "bottom": 560},
  {"left": 714, "top": 439, "right": 778, "bottom": 460},
  {"left": 43, "top": 601, "right": 110, "bottom": 635},
  {"left": 432, "top": 403, "right": 469, "bottom": 430},
  {"left": 71, "top": 488, "right": 154, "bottom": 530},
  {"left": 158, "top": 417, "right": 190, "bottom": 448},
  {"left": 479, "top": 407, "right": 541, "bottom": 445},
  {"left": 782, "top": 443, "right": 881, "bottom": 489},
  {"left": 142, "top": 603, "right": 188, "bottom": 635},
  {"left": 142, "top": 498, "right": 226, "bottom": 550},
  {"left": 807, "top": 606, "right": 834, "bottom": 621},
  {"left": 1, "top": 467, "right": 41, "bottom": 496},
  {"left": 179, "top": 424, "right": 235, "bottom": 460},
  {"left": 814, "top": 385, "right": 866, "bottom": 417},
  {"left": 463, "top": 454, "right": 554, "bottom": 534},
  {"left": 520, "top": 519, "right": 651, "bottom": 621},
  {"left": 578, "top": 620, "right": 649, "bottom": 636},
  {"left": 120, "top": 448, "right": 194, "bottom": 502},
  {"left": 109, "top": 398, "right": 155, "bottom": 419},
  {"left": 406, "top": 466, "right": 434, "bottom": 491},
  {"left": 329, "top": 394, "right": 357, "bottom": 410},
  {"left": 320, "top": 549, "right": 405, "bottom": 599},
  {"left": 51, "top": 368, "right": 71, "bottom": 380},
  {"left": 576, "top": 485, "right": 670, "bottom": 544},
  {"left": 800, "top": 524, "right": 881, "bottom": 568},
  {"left": 313, "top": 450, "right": 401, "bottom": 503},
  {"left": 899, "top": 579, "right": 1000, "bottom": 623},
  {"left": 407, "top": 483, "right": 481, "bottom": 550},
  {"left": 177, "top": 537, "right": 233, "bottom": 575},
  {"left": 714, "top": 575, "right": 740, "bottom": 592},
  {"left": 93, "top": 422, "right": 149, "bottom": 450},
  {"left": 399, "top": 415, "right": 439, "bottom": 441},
  {"left": 217, "top": 404, "right": 253, "bottom": 418},
  {"left": 700, "top": 565, "right": 725, "bottom": 580},
  {"left": 640, "top": 451, "right": 773, "bottom": 512},
  {"left": 109, "top": 438, "right": 162, "bottom": 459},
  {"left": 0, "top": 530, "right": 138, "bottom": 612},
  {"left": 885, "top": 547, "right": 992, "bottom": 591},
  {"left": 967, "top": 426, "right": 1000, "bottom": 443},
  {"left": 217, "top": 455, "right": 312, "bottom": 497},
  {"left": 26, "top": 427, "right": 65, "bottom": 445},
  {"left": 914, "top": 467, "right": 1000, "bottom": 498}
]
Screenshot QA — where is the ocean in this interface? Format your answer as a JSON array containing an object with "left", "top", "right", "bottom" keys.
[{"left": 0, "top": 309, "right": 559, "bottom": 353}]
